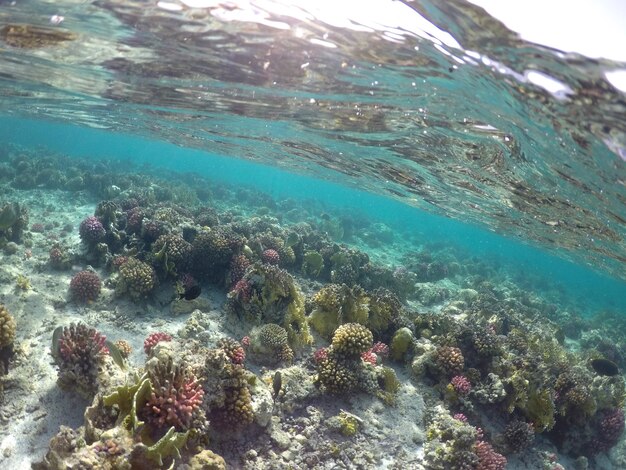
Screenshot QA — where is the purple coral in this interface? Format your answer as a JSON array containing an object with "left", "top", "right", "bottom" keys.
[
  {"left": 450, "top": 375, "right": 472, "bottom": 396},
  {"left": 143, "top": 332, "right": 172, "bottom": 355},
  {"left": 79, "top": 216, "right": 105, "bottom": 244},
  {"left": 69, "top": 270, "right": 101, "bottom": 302},
  {"left": 261, "top": 248, "right": 280, "bottom": 266},
  {"left": 588, "top": 408, "right": 626, "bottom": 454}
]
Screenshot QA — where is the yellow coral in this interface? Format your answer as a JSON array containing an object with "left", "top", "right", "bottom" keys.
[
  {"left": 338, "top": 411, "right": 360, "bottom": 436},
  {"left": 0, "top": 304, "right": 16, "bottom": 348}
]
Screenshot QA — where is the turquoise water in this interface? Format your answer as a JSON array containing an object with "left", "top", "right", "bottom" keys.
[{"left": 2, "top": 115, "right": 624, "bottom": 314}]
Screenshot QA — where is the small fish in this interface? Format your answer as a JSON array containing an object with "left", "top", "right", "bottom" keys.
[
  {"left": 591, "top": 358, "right": 619, "bottom": 377},
  {"left": 51, "top": 325, "right": 64, "bottom": 358},
  {"left": 105, "top": 340, "right": 127, "bottom": 370},
  {"left": 272, "top": 371, "right": 282, "bottom": 398},
  {"left": 179, "top": 285, "right": 201, "bottom": 301}
]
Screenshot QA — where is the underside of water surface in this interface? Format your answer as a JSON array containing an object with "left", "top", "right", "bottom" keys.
[{"left": 0, "top": 1, "right": 626, "bottom": 470}]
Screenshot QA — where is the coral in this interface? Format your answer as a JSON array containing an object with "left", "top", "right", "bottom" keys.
[
  {"left": 503, "top": 420, "right": 534, "bottom": 453},
  {"left": 368, "top": 288, "right": 403, "bottom": 338},
  {"left": 117, "top": 257, "right": 157, "bottom": 300},
  {"left": 94, "top": 200, "right": 119, "bottom": 227},
  {"left": 142, "top": 358, "right": 205, "bottom": 432},
  {"left": 144, "top": 332, "right": 173, "bottom": 355},
  {"left": 470, "top": 327, "right": 502, "bottom": 359},
  {"left": 69, "top": 270, "right": 102, "bottom": 303},
  {"left": 554, "top": 372, "right": 597, "bottom": 424},
  {"left": 523, "top": 388, "right": 555, "bottom": 433},
  {"left": 0, "top": 304, "right": 16, "bottom": 348},
  {"left": 15, "top": 273, "right": 31, "bottom": 291},
  {"left": 317, "top": 355, "right": 360, "bottom": 394},
  {"left": 191, "top": 227, "right": 243, "bottom": 282},
  {"left": 424, "top": 408, "right": 480, "bottom": 469},
  {"left": 113, "top": 340, "right": 132, "bottom": 359},
  {"left": 79, "top": 216, "right": 106, "bottom": 244},
  {"left": 308, "top": 284, "right": 370, "bottom": 340},
  {"left": 49, "top": 245, "right": 70, "bottom": 270},
  {"left": 249, "top": 323, "right": 294, "bottom": 365},
  {"left": 450, "top": 375, "right": 472, "bottom": 396},
  {"left": 99, "top": 374, "right": 191, "bottom": 467},
  {"left": 151, "top": 233, "right": 192, "bottom": 276},
  {"left": 434, "top": 346, "right": 465, "bottom": 377},
  {"left": 227, "top": 254, "right": 250, "bottom": 287},
  {"left": 337, "top": 411, "right": 360, "bottom": 436},
  {"left": 331, "top": 323, "right": 373, "bottom": 358},
  {"left": 302, "top": 250, "right": 324, "bottom": 277},
  {"left": 30, "top": 222, "right": 45, "bottom": 233},
  {"left": 475, "top": 441, "right": 506, "bottom": 470},
  {"left": 52, "top": 323, "right": 107, "bottom": 398},
  {"left": 203, "top": 348, "right": 254, "bottom": 427},
  {"left": 592, "top": 408, "right": 625, "bottom": 453},
  {"left": 390, "top": 327, "right": 414, "bottom": 361},
  {"left": 227, "top": 263, "right": 311, "bottom": 347},
  {"left": 218, "top": 337, "right": 246, "bottom": 365},
  {"left": 261, "top": 248, "right": 280, "bottom": 265},
  {"left": 186, "top": 449, "right": 226, "bottom": 470}
]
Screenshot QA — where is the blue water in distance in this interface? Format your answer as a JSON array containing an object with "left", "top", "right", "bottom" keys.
[{"left": 2, "top": 115, "right": 625, "bottom": 314}]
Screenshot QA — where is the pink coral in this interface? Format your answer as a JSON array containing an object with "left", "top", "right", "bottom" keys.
[
  {"left": 143, "top": 332, "right": 173, "bottom": 354},
  {"left": 361, "top": 350, "right": 378, "bottom": 366},
  {"left": 453, "top": 413, "right": 468, "bottom": 422},
  {"left": 144, "top": 373, "right": 204, "bottom": 431},
  {"left": 261, "top": 248, "right": 280, "bottom": 265},
  {"left": 58, "top": 323, "right": 107, "bottom": 362},
  {"left": 230, "top": 278, "right": 252, "bottom": 303},
  {"left": 69, "top": 270, "right": 102, "bottom": 303},
  {"left": 313, "top": 347, "right": 328, "bottom": 363},
  {"left": 371, "top": 341, "right": 389, "bottom": 357},
  {"left": 475, "top": 441, "right": 507, "bottom": 470},
  {"left": 450, "top": 375, "right": 472, "bottom": 396}
]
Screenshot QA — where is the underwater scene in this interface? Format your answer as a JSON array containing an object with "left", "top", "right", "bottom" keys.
[{"left": 1, "top": 0, "right": 626, "bottom": 469}]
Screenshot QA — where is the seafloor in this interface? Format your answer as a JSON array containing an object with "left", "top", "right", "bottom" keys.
[{"left": 0, "top": 144, "right": 625, "bottom": 470}]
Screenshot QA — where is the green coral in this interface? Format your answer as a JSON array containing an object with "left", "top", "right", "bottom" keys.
[
  {"left": 523, "top": 388, "right": 555, "bottom": 432},
  {"left": 151, "top": 233, "right": 192, "bottom": 277},
  {"left": 390, "top": 327, "right": 413, "bottom": 361},
  {"left": 229, "top": 263, "right": 311, "bottom": 348},
  {"left": 337, "top": 411, "right": 360, "bottom": 436},
  {"left": 308, "top": 284, "right": 370, "bottom": 340},
  {"left": 302, "top": 250, "right": 324, "bottom": 277}
]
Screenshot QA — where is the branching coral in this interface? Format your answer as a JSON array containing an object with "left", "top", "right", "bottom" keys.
[{"left": 52, "top": 323, "right": 108, "bottom": 398}]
